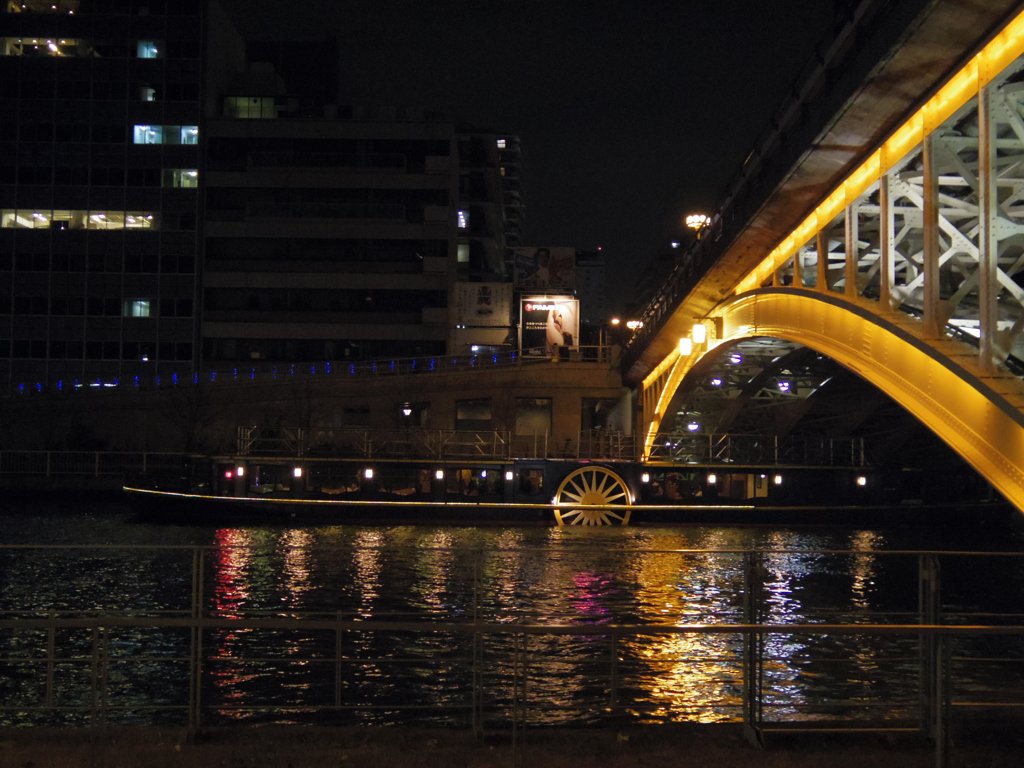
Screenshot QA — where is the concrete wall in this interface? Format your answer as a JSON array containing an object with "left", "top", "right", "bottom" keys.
[{"left": 0, "top": 359, "right": 625, "bottom": 455}]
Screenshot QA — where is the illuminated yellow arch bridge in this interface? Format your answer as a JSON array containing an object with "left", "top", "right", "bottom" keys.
[{"left": 629, "top": 5, "right": 1024, "bottom": 514}]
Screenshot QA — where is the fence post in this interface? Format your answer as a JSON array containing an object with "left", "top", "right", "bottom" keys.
[
  {"left": 919, "top": 553, "right": 941, "bottom": 740},
  {"left": 189, "top": 547, "right": 205, "bottom": 731},
  {"left": 743, "top": 551, "right": 764, "bottom": 737},
  {"left": 472, "top": 550, "right": 484, "bottom": 738}
]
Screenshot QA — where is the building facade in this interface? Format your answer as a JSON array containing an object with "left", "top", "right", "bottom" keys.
[
  {"left": 0, "top": 0, "right": 519, "bottom": 389},
  {"left": 0, "top": 0, "right": 204, "bottom": 391}
]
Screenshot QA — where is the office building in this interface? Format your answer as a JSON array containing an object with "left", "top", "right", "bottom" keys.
[{"left": 0, "top": 0, "right": 204, "bottom": 391}]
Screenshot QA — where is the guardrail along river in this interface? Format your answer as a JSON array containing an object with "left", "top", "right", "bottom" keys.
[{"left": 1, "top": 506, "right": 1023, "bottom": 731}]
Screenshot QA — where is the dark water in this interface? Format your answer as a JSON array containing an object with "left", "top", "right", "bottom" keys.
[{"left": 2, "top": 501, "right": 1023, "bottom": 728}]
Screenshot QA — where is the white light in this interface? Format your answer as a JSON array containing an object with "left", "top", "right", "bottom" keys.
[
  {"left": 778, "top": 381, "right": 790, "bottom": 392},
  {"left": 857, "top": 476, "right": 867, "bottom": 486},
  {"left": 711, "top": 377, "right": 722, "bottom": 386},
  {"left": 402, "top": 403, "right": 412, "bottom": 417},
  {"left": 773, "top": 474, "right": 783, "bottom": 485},
  {"left": 678, "top": 337, "right": 692, "bottom": 356},
  {"left": 435, "top": 470, "right": 444, "bottom": 480},
  {"left": 293, "top": 467, "right": 303, "bottom": 478},
  {"left": 626, "top": 320, "right": 643, "bottom": 331},
  {"left": 641, "top": 473, "right": 650, "bottom": 484},
  {"left": 505, "top": 470, "right": 514, "bottom": 481},
  {"left": 686, "top": 213, "right": 710, "bottom": 230},
  {"left": 670, "top": 241, "right": 679, "bottom": 248},
  {"left": 236, "top": 467, "right": 245, "bottom": 477},
  {"left": 687, "top": 422, "right": 699, "bottom": 432},
  {"left": 692, "top": 323, "right": 707, "bottom": 344},
  {"left": 471, "top": 345, "right": 479, "bottom": 352},
  {"left": 480, "top": 470, "right": 487, "bottom": 478},
  {"left": 730, "top": 354, "right": 742, "bottom": 364},
  {"left": 364, "top": 468, "right": 374, "bottom": 479},
  {"left": 707, "top": 473, "right": 717, "bottom": 485},
  {"left": 48, "top": 42, "right": 58, "bottom": 51}
]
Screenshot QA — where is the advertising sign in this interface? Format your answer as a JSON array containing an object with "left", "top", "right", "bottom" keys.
[
  {"left": 456, "top": 282, "right": 512, "bottom": 327},
  {"left": 513, "top": 247, "right": 575, "bottom": 292},
  {"left": 520, "top": 298, "right": 579, "bottom": 356}
]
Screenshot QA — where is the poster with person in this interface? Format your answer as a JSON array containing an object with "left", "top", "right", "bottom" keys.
[
  {"left": 520, "top": 298, "right": 579, "bottom": 356},
  {"left": 513, "top": 247, "right": 575, "bottom": 292}
]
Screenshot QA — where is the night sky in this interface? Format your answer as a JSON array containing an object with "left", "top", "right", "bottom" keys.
[{"left": 220, "top": 1, "right": 843, "bottom": 310}]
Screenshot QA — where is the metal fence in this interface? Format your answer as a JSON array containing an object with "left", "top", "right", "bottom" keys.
[
  {"left": 0, "top": 545, "right": 1021, "bottom": 768},
  {"left": 646, "top": 433, "right": 866, "bottom": 466},
  {"left": 0, "top": 451, "right": 187, "bottom": 477}
]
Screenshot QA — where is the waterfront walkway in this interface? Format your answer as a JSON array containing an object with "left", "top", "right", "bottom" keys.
[{"left": 2, "top": 725, "right": 1021, "bottom": 768}]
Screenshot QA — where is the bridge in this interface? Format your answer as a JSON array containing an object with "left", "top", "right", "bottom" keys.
[{"left": 624, "top": 1, "right": 1024, "bottom": 511}]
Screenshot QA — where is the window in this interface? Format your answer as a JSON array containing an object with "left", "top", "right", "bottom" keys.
[
  {"left": 139, "top": 86, "right": 156, "bottom": 102},
  {"left": 162, "top": 169, "right": 198, "bottom": 188},
  {"left": 496, "top": 138, "right": 506, "bottom": 149},
  {"left": 133, "top": 125, "right": 162, "bottom": 144},
  {"left": 224, "top": 96, "right": 277, "bottom": 119},
  {"left": 457, "top": 210, "right": 469, "bottom": 230},
  {"left": 136, "top": 41, "right": 160, "bottom": 59},
  {"left": 455, "top": 399, "right": 491, "bottom": 431},
  {"left": 132, "top": 125, "right": 198, "bottom": 144},
  {"left": 457, "top": 243, "right": 469, "bottom": 263},
  {"left": 1, "top": 37, "right": 83, "bottom": 56},
  {"left": 6, "top": 0, "right": 79, "bottom": 11},
  {"left": 1, "top": 209, "right": 158, "bottom": 229},
  {"left": 124, "top": 299, "right": 151, "bottom": 318}
]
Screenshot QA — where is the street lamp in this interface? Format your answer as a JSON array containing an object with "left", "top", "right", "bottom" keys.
[{"left": 686, "top": 213, "right": 711, "bottom": 240}]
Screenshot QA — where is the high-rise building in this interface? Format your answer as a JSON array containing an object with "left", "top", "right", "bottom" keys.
[
  {"left": 0, "top": 0, "right": 205, "bottom": 391},
  {"left": 1, "top": 0, "right": 520, "bottom": 389}
]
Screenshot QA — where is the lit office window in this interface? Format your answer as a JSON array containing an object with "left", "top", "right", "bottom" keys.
[
  {"left": 457, "top": 210, "right": 469, "bottom": 229},
  {"left": 1, "top": 209, "right": 158, "bottom": 230},
  {"left": 124, "top": 299, "right": 151, "bottom": 318},
  {"left": 137, "top": 41, "right": 160, "bottom": 59},
  {"left": 139, "top": 86, "right": 156, "bottom": 102},
  {"left": 457, "top": 243, "right": 470, "bottom": 263},
  {"left": 180, "top": 126, "right": 198, "bottom": 144},
  {"left": 163, "top": 169, "right": 198, "bottom": 188},
  {"left": 7, "top": 0, "right": 80, "bottom": 11},
  {"left": 496, "top": 138, "right": 506, "bottom": 149},
  {"left": 224, "top": 96, "right": 277, "bottom": 118},
  {"left": 133, "top": 125, "right": 162, "bottom": 144}
]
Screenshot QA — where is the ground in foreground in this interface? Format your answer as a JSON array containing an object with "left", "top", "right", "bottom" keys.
[{"left": 0, "top": 725, "right": 1021, "bottom": 768}]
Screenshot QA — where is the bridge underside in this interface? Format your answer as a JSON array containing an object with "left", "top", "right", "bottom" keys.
[{"left": 643, "top": 290, "right": 1024, "bottom": 510}]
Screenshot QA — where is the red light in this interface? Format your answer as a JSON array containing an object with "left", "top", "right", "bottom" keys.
[{"left": 224, "top": 471, "right": 233, "bottom": 479}]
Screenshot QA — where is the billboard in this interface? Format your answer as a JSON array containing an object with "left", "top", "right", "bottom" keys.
[
  {"left": 520, "top": 298, "right": 579, "bottom": 356},
  {"left": 513, "top": 247, "right": 575, "bottom": 292},
  {"left": 455, "top": 282, "right": 512, "bottom": 327}
]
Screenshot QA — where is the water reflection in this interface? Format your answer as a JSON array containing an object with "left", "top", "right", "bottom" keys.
[{"left": 1, "top": 519, "right": 1022, "bottom": 727}]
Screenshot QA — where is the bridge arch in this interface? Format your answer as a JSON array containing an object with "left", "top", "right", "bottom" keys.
[{"left": 644, "top": 288, "right": 1024, "bottom": 511}]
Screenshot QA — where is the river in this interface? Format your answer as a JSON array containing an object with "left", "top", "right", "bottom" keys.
[{"left": 2, "top": 499, "right": 1023, "bottom": 728}]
